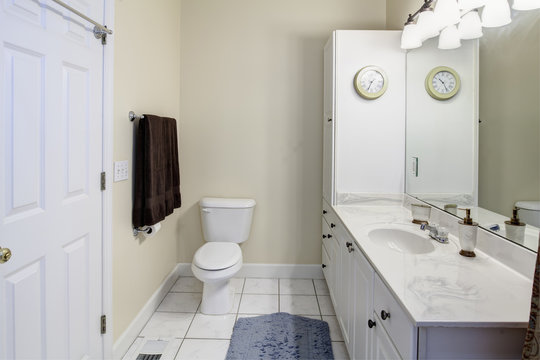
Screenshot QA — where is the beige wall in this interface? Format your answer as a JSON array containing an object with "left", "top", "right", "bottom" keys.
[
  {"left": 113, "top": 0, "right": 181, "bottom": 341},
  {"left": 177, "top": 0, "right": 386, "bottom": 265},
  {"left": 479, "top": 11, "right": 540, "bottom": 216},
  {"left": 386, "top": 0, "right": 418, "bottom": 30}
]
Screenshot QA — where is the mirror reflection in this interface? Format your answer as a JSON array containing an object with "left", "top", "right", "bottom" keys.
[{"left": 406, "top": 10, "right": 540, "bottom": 252}]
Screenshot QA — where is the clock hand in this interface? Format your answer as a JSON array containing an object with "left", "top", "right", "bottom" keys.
[
  {"left": 367, "top": 79, "right": 375, "bottom": 90},
  {"left": 438, "top": 78, "right": 448, "bottom": 91}
]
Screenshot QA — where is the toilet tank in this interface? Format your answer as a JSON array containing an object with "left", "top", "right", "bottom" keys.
[
  {"left": 516, "top": 201, "right": 540, "bottom": 228},
  {"left": 200, "top": 197, "right": 256, "bottom": 243}
]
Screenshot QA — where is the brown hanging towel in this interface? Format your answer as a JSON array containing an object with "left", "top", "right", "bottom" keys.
[{"left": 132, "top": 114, "right": 181, "bottom": 228}]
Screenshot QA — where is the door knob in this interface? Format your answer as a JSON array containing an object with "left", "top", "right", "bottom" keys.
[{"left": 0, "top": 247, "right": 12, "bottom": 264}]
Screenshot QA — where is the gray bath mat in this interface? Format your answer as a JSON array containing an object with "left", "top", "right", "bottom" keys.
[{"left": 226, "top": 312, "right": 334, "bottom": 359}]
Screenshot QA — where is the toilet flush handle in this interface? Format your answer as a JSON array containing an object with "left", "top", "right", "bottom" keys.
[{"left": 201, "top": 208, "right": 211, "bottom": 213}]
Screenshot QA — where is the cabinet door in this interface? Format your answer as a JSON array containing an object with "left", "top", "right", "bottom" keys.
[
  {"left": 322, "top": 116, "right": 334, "bottom": 204},
  {"left": 352, "top": 244, "right": 374, "bottom": 360},
  {"left": 371, "top": 313, "right": 402, "bottom": 360},
  {"left": 336, "top": 235, "right": 352, "bottom": 349},
  {"left": 323, "top": 35, "right": 335, "bottom": 205}
]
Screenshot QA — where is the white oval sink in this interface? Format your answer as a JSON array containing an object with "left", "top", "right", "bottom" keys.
[{"left": 368, "top": 228, "right": 435, "bottom": 254}]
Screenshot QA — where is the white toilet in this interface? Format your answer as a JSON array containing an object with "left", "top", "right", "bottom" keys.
[
  {"left": 191, "top": 197, "right": 256, "bottom": 314},
  {"left": 515, "top": 201, "right": 540, "bottom": 228}
]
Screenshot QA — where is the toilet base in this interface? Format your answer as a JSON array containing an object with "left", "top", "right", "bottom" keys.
[
  {"left": 201, "top": 280, "right": 235, "bottom": 315},
  {"left": 191, "top": 259, "right": 243, "bottom": 315}
]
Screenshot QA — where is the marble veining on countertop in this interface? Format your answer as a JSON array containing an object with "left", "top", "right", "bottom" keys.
[{"left": 334, "top": 204, "right": 534, "bottom": 328}]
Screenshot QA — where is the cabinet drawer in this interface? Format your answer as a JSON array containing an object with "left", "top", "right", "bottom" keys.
[
  {"left": 321, "top": 219, "right": 336, "bottom": 255},
  {"left": 322, "top": 200, "right": 339, "bottom": 231},
  {"left": 373, "top": 274, "right": 416, "bottom": 360}
]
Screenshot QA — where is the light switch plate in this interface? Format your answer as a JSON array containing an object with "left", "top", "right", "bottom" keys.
[{"left": 114, "top": 160, "right": 129, "bottom": 182}]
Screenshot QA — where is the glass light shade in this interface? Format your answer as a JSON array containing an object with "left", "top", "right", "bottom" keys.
[
  {"left": 434, "top": 0, "right": 462, "bottom": 27},
  {"left": 438, "top": 24, "right": 462, "bottom": 49},
  {"left": 416, "top": 10, "right": 440, "bottom": 41},
  {"left": 401, "top": 23, "right": 422, "bottom": 50},
  {"left": 457, "top": 0, "right": 487, "bottom": 12},
  {"left": 513, "top": 0, "right": 540, "bottom": 10},
  {"left": 458, "top": 10, "right": 484, "bottom": 39},
  {"left": 481, "top": 0, "right": 512, "bottom": 27}
]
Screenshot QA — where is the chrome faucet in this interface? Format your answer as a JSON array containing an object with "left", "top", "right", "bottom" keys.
[{"left": 420, "top": 223, "right": 449, "bottom": 244}]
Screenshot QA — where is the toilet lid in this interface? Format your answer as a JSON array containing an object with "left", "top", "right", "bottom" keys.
[{"left": 194, "top": 243, "right": 242, "bottom": 270}]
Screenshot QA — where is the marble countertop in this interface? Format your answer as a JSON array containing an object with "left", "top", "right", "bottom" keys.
[{"left": 334, "top": 204, "right": 534, "bottom": 328}]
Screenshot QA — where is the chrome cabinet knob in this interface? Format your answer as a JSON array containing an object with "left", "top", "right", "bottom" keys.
[{"left": 0, "top": 247, "right": 12, "bottom": 264}]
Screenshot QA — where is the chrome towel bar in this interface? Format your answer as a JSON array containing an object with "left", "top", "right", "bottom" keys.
[{"left": 129, "top": 111, "right": 144, "bottom": 122}]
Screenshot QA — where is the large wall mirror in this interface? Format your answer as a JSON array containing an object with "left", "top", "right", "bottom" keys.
[{"left": 406, "top": 10, "right": 540, "bottom": 252}]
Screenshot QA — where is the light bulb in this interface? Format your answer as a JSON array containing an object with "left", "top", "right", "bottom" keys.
[
  {"left": 458, "top": 10, "right": 483, "bottom": 39},
  {"left": 417, "top": 9, "right": 440, "bottom": 41},
  {"left": 438, "top": 24, "right": 462, "bottom": 49},
  {"left": 401, "top": 23, "right": 423, "bottom": 50},
  {"left": 513, "top": 0, "right": 540, "bottom": 10},
  {"left": 482, "top": 0, "right": 512, "bottom": 27},
  {"left": 434, "top": 0, "right": 462, "bottom": 28}
]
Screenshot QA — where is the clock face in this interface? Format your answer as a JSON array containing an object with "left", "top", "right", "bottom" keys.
[
  {"left": 431, "top": 71, "right": 457, "bottom": 94},
  {"left": 425, "top": 66, "right": 461, "bottom": 100},
  {"left": 360, "top": 70, "right": 385, "bottom": 93},
  {"left": 354, "top": 66, "right": 388, "bottom": 100}
]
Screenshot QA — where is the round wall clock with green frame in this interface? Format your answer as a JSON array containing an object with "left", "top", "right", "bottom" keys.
[
  {"left": 425, "top": 66, "right": 461, "bottom": 100},
  {"left": 353, "top": 65, "right": 388, "bottom": 100}
]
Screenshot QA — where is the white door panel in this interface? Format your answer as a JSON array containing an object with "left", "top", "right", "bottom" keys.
[{"left": 0, "top": 0, "right": 105, "bottom": 358}]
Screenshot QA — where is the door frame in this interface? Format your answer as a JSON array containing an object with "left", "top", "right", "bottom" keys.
[{"left": 102, "top": 0, "right": 115, "bottom": 357}]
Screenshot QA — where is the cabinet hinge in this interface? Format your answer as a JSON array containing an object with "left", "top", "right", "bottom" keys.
[
  {"left": 100, "top": 172, "right": 106, "bottom": 191},
  {"left": 101, "top": 315, "right": 107, "bottom": 334}
]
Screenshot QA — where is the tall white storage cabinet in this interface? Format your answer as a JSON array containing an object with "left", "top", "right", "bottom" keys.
[
  {"left": 321, "top": 31, "right": 406, "bottom": 359},
  {"left": 323, "top": 31, "right": 406, "bottom": 205}
]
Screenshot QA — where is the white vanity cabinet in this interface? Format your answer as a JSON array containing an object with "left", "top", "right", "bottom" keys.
[
  {"left": 322, "top": 204, "right": 410, "bottom": 359},
  {"left": 322, "top": 203, "right": 528, "bottom": 360}
]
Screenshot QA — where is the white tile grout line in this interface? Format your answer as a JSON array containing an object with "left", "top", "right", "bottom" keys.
[{"left": 313, "top": 278, "right": 324, "bottom": 317}]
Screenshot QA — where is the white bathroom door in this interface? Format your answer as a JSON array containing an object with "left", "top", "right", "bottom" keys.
[{"left": 0, "top": 1, "right": 105, "bottom": 359}]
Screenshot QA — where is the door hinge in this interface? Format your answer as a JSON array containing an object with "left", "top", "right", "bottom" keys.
[
  {"left": 101, "top": 172, "right": 106, "bottom": 191},
  {"left": 101, "top": 315, "right": 107, "bottom": 334}
]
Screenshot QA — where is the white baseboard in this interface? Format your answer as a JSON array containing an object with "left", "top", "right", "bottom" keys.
[
  {"left": 112, "top": 263, "right": 182, "bottom": 360},
  {"left": 113, "top": 262, "right": 323, "bottom": 358},
  {"left": 178, "top": 262, "right": 323, "bottom": 279}
]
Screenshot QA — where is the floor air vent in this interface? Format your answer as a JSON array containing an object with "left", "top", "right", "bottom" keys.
[{"left": 136, "top": 354, "right": 162, "bottom": 360}]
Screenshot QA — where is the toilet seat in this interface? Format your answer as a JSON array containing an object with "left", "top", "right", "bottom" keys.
[{"left": 193, "top": 242, "right": 241, "bottom": 270}]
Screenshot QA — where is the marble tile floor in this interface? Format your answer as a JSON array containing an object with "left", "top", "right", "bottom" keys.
[{"left": 122, "top": 277, "right": 349, "bottom": 360}]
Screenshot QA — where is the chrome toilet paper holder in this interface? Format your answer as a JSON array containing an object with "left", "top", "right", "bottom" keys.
[{"left": 133, "top": 226, "right": 154, "bottom": 236}]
